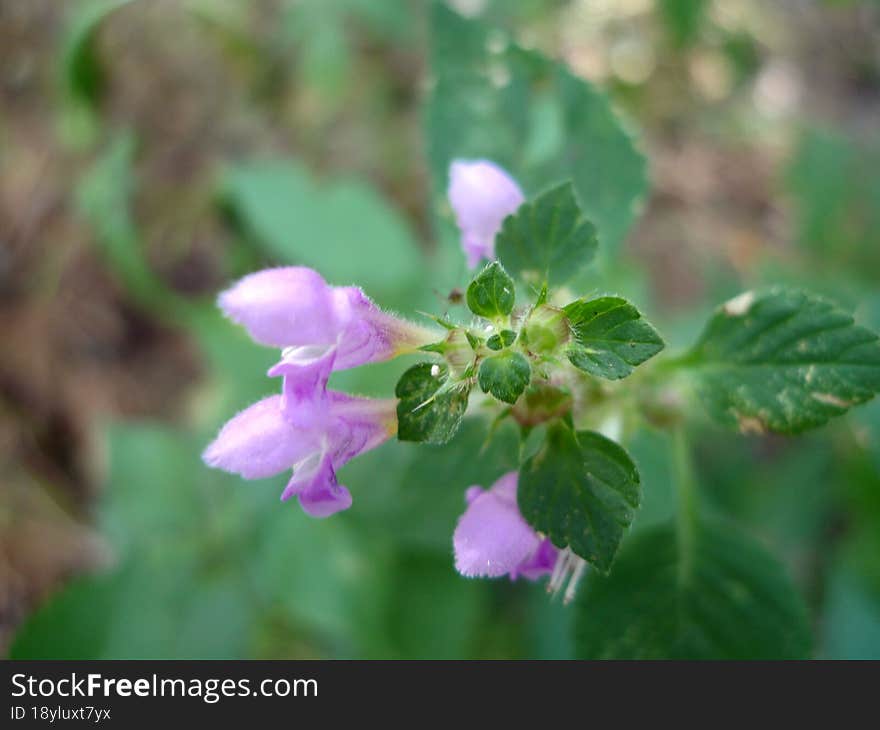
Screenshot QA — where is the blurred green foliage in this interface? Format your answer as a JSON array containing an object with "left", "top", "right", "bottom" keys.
[{"left": 8, "top": 0, "right": 880, "bottom": 659}]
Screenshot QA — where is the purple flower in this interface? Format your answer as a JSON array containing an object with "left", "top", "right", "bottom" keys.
[
  {"left": 218, "top": 266, "right": 438, "bottom": 373},
  {"left": 448, "top": 160, "right": 524, "bottom": 269},
  {"left": 453, "top": 471, "right": 557, "bottom": 580},
  {"left": 202, "top": 378, "right": 396, "bottom": 518}
]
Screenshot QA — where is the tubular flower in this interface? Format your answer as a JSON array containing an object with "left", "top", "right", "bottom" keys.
[
  {"left": 202, "top": 378, "right": 396, "bottom": 518},
  {"left": 218, "top": 266, "right": 438, "bottom": 376},
  {"left": 447, "top": 159, "right": 524, "bottom": 269},
  {"left": 453, "top": 471, "right": 557, "bottom": 580},
  {"left": 204, "top": 265, "right": 426, "bottom": 517}
]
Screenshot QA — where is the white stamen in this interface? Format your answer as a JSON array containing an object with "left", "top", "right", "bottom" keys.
[
  {"left": 548, "top": 548, "right": 572, "bottom": 596},
  {"left": 548, "top": 548, "right": 589, "bottom": 604},
  {"left": 563, "top": 558, "right": 588, "bottom": 605}
]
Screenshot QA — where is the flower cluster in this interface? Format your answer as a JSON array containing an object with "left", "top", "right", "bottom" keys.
[
  {"left": 203, "top": 267, "right": 437, "bottom": 517},
  {"left": 204, "top": 159, "right": 586, "bottom": 590}
]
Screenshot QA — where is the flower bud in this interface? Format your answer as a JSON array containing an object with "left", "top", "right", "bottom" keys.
[{"left": 519, "top": 305, "right": 570, "bottom": 355}]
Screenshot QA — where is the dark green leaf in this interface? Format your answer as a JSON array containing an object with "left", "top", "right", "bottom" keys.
[
  {"left": 496, "top": 182, "right": 598, "bottom": 286},
  {"left": 518, "top": 423, "right": 641, "bottom": 571},
  {"left": 396, "top": 363, "right": 469, "bottom": 444},
  {"left": 575, "top": 519, "right": 812, "bottom": 659},
  {"left": 486, "top": 329, "right": 517, "bottom": 351},
  {"left": 466, "top": 261, "right": 515, "bottom": 318},
  {"left": 477, "top": 350, "right": 531, "bottom": 404},
  {"left": 685, "top": 289, "right": 880, "bottom": 433},
  {"left": 564, "top": 296, "right": 665, "bottom": 379}
]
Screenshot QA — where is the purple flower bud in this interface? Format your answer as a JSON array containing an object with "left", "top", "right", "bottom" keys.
[
  {"left": 453, "top": 471, "right": 557, "bottom": 580},
  {"left": 203, "top": 388, "right": 396, "bottom": 518},
  {"left": 448, "top": 160, "right": 524, "bottom": 269}
]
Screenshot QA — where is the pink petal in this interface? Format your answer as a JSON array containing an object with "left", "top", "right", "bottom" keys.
[
  {"left": 325, "top": 392, "right": 396, "bottom": 466},
  {"left": 218, "top": 267, "right": 344, "bottom": 348},
  {"left": 202, "top": 395, "right": 315, "bottom": 479},
  {"left": 332, "top": 287, "right": 436, "bottom": 369},
  {"left": 448, "top": 160, "right": 524, "bottom": 268},
  {"left": 282, "top": 451, "right": 353, "bottom": 518},
  {"left": 269, "top": 345, "right": 337, "bottom": 429},
  {"left": 453, "top": 471, "right": 543, "bottom": 578}
]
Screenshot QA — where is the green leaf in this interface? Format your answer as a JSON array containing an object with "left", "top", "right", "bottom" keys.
[
  {"left": 395, "top": 363, "right": 470, "bottom": 444},
  {"left": 574, "top": 519, "right": 812, "bottom": 659},
  {"left": 477, "top": 350, "right": 531, "bottom": 404},
  {"left": 496, "top": 182, "right": 598, "bottom": 286},
  {"left": 486, "top": 329, "right": 517, "bottom": 351},
  {"left": 427, "top": 3, "right": 646, "bottom": 264},
  {"left": 466, "top": 261, "right": 515, "bottom": 318},
  {"left": 684, "top": 289, "right": 880, "bottom": 433},
  {"left": 222, "top": 160, "right": 422, "bottom": 307},
  {"left": 58, "top": 0, "right": 133, "bottom": 146},
  {"left": 564, "top": 296, "right": 665, "bottom": 379},
  {"left": 518, "top": 423, "right": 641, "bottom": 572}
]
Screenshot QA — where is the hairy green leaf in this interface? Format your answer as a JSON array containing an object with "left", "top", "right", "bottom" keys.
[
  {"left": 477, "top": 350, "right": 531, "bottom": 404},
  {"left": 496, "top": 182, "right": 598, "bottom": 286},
  {"left": 466, "top": 261, "right": 515, "bottom": 319},
  {"left": 519, "top": 423, "right": 641, "bottom": 572},
  {"left": 396, "top": 363, "right": 469, "bottom": 444},
  {"left": 685, "top": 289, "right": 880, "bottom": 433},
  {"left": 565, "top": 296, "right": 665, "bottom": 379},
  {"left": 486, "top": 329, "right": 517, "bottom": 351}
]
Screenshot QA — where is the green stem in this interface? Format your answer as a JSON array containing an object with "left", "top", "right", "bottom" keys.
[{"left": 672, "top": 427, "right": 698, "bottom": 586}]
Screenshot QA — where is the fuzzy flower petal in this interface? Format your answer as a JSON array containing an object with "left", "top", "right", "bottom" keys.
[
  {"left": 511, "top": 538, "right": 557, "bottom": 581},
  {"left": 218, "top": 267, "right": 345, "bottom": 348},
  {"left": 453, "top": 471, "right": 556, "bottom": 580},
  {"left": 269, "top": 345, "right": 337, "bottom": 430},
  {"left": 221, "top": 268, "right": 438, "bottom": 373},
  {"left": 325, "top": 392, "right": 397, "bottom": 466},
  {"left": 331, "top": 287, "right": 434, "bottom": 370},
  {"left": 448, "top": 160, "right": 524, "bottom": 268},
  {"left": 281, "top": 451, "right": 353, "bottom": 518},
  {"left": 202, "top": 395, "right": 316, "bottom": 479},
  {"left": 280, "top": 394, "right": 395, "bottom": 517}
]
